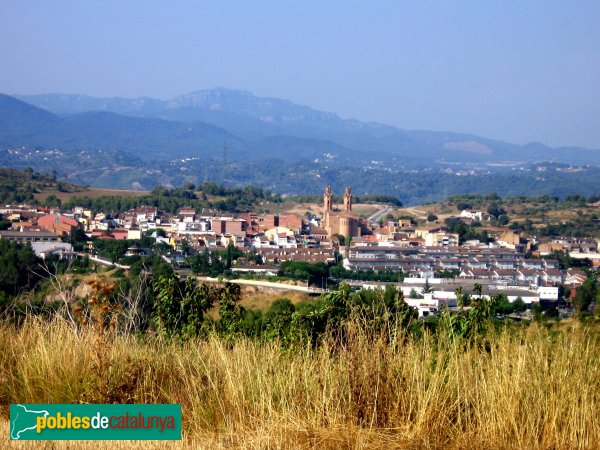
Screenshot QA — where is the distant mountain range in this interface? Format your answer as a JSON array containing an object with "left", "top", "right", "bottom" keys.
[
  {"left": 3, "top": 88, "right": 599, "bottom": 167},
  {"left": 1, "top": 89, "right": 600, "bottom": 203}
]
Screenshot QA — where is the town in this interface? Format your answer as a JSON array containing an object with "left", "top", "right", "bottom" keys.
[{"left": 1, "top": 183, "right": 598, "bottom": 318}]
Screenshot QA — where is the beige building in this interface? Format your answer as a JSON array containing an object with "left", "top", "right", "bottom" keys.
[
  {"left": 425, "top": 231, "right": 459, "bottom": 247},
  {"left": 413, "top": 228, "right": 459, "bottom": 247},
  {"left": 323, "top": 186, "right": 364, "bottom": 239}
]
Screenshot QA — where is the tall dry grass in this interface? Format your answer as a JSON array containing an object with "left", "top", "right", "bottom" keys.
[{"left": 1, "top": 317, "right": 599, "bottom": 449}]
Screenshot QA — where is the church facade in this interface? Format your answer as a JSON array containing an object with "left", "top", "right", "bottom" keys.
[{"left": 322, "top": 186, "right": 364, "bottom": 239}]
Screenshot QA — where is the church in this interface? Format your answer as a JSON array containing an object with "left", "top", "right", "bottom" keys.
[{"left": 322, "top": 186, "right": 366, "bottom": 239}]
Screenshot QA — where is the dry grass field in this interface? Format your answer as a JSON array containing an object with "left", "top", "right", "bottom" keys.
[
  {"left": 204, "top": 286, "right": 312, "bottom": 320},
  {"left": 238, "top": 286, "right": 311, "bottom": 310},
  {"left": 2, "top": 317, "right": 599, "bottom": 449}
]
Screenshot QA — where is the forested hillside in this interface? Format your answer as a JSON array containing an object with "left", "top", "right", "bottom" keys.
[{"left": 0, "top": 167, "right": 84, "bottom": 205}]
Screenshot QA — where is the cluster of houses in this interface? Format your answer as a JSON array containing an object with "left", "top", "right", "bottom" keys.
[
  {"left": 1, "top": 200, "right": 598, "bottom": 310},
  {"left": 345, "top": 238, "right": 592, "bottom": 307},
  {"left": 0, "top": 203, "right": 335, "bottom": 263},
  {"left": 0, "top": 204, "right": 78, "bottom": 259},
  {"left": 346, "top": 241, "right": 568, "bottom": 283}
]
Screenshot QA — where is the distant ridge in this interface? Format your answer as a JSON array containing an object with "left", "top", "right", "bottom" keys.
[
  {"left": 12, "top": 89, "right": 600, "bottom": 167},
  {"left": 0, "top": 94, "right": 242, "bottom": 161}
]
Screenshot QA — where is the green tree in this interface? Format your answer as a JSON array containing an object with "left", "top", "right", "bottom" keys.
[
  {"left": 531, "top": 303, "right": 542, "bottom": 321},
  {"left": 263, "top": 298, "right": 295, "bottom": 343},
  {"left": 545, "top": 304, "right": 559, "bottom": 318},
  {"left": 180, "top": 239, "right": 191, "bottom": 255},
  {"left": 573, "top": 275, "right": 597, "bottom": 314},
  {"left": 151, "top": 273, "right": 217, "bottom": 338},
  {"left": 217, "top": 283, "right": 244, "bottom": 336},
  {"left": 190, "top": 252, "right": 226, "bottom": 277},
  {"left": 279, "top": 261, "right": 328, "bottom": 286},
  {"left": 43, "top": 194, "right": 61, "bottom": 207},
  {"left": 421, "top": 279, "right": 434, "bottom": 294},
  {"left": 512, "top": 297, "right": 526, "bottom": 313},
  {"left": 409, "top": 288, "right": 421, "bottom": 299},
  {"left": 497, "top": 214, "right": 510, "bottom": 226},
  {"left": 225, "top": 244, "right": 233, "bottom": 269},
  {"left": 0, "top": 240, "right": 40, "bottom": 298},
  {"left": 493, "top": 294, "right": 513, "bottom": 315},
  {"left": 455, "top": 287, "right": 464, "bottom": 308},
  {"left": 487, "top": 203, "right": 506, "bottom": 219},
  {"left": 462, "top": 293, "right": 471, "bottom": 306}
]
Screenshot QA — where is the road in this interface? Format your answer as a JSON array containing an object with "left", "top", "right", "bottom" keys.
[
  {"left": 194, "top": 276, "right": 327, "bottom": 294},
  {"left": 83, "top": 254, "right": 131, "bottom": 270},
  {"left": 367, "top": 206, "right": 390, "bottom": 225}
]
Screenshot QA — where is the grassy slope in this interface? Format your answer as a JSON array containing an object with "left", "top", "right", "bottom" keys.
[{"left": 1, "top": 318, "right": 599, "bottom": 449}]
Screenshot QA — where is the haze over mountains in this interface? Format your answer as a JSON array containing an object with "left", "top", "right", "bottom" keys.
[
  {"left": 5, "top": 88, "right": 600, "bottom": 167},
  {"left": 1, "top": 89, "right": 600, "bottom": 204}
]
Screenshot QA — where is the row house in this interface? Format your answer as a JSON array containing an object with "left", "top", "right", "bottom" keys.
[
  {"left": 570, "top": 242, "right": 598, "bottom": 254},
  {"left": 347, "top": 242, "right": 567, "bottom": 284},
  {"left": 491, "top": 269, "right": 520, "bottom": 281},
  {"left": 252, "top": 247, "right": 335, "bottom": 264},
  {"left": 542, "top": 268, "right": 564, "bottom": 284},
  {"left": 401, "top": 266, "right": 436, "bottom": 279},
  {"left": 437, "top": 258, "right": 462, "bottom": 270},
  {"left": 521, "top": 259, "right": 545, "bottom": 270},
  {"left": 491, "top": 258, "right": 521, "bottom": 269},
  {"left": 517, "top": 269, "right": 540, "bottom": 284},
  {"left": 565, "top": 268, "right": 587, "bottom": 287},
  {"left": 540, "top": 237, "right": 598, "bottom": 254}
]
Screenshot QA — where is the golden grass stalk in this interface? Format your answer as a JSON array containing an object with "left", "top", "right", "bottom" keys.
[{"left": 1, "top": 317, "right": 598, "bottom": 449}]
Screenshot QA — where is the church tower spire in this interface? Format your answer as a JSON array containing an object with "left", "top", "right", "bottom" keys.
[
  {"left": 324, "top": 185, "right": 333, "bottom": 212},
  {"left": 343, "top": 186, "right": 352, "bottom": 212}
]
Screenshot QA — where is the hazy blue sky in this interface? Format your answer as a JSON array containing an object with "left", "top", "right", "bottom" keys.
[{"left": 2, "top": 1, "right": 599, "bottom": 148}]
